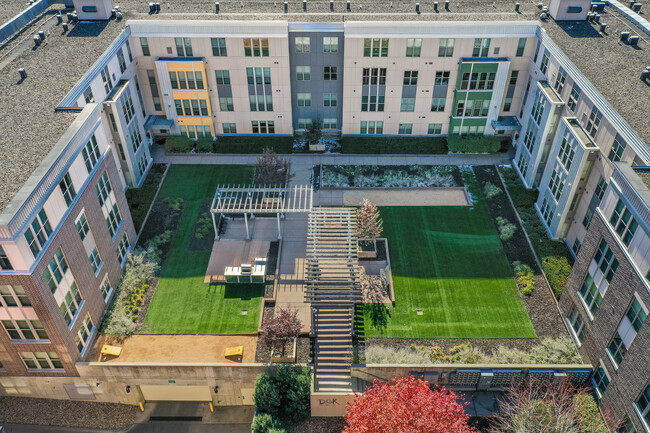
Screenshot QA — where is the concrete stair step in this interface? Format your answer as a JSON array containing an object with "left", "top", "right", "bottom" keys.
[
  {"left": 314, "top": 367, "right": 351, "bottom": 374},
  {"left": 316, "top": 386, "right": 353, "bottom": 393}
]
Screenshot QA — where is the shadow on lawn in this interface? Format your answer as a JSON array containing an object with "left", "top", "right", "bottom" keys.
[{"left": 216, "top": 283, "right": 266, "bottom": 300}]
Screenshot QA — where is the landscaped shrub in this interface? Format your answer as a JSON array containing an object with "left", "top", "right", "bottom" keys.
[
  {"left": 165, "top": 135, "right": 192, "bottom": 153},
  {"left": 194, "top": 213, "right": 213, "bottom": 240},
  {"left": 365, "top": 345, "right": 433, "bottom": 365},
  {"left": 253, "top": 366, "right": 311, "bottom": 426},
  {"left": 542, "top": 256, "right": 572, "bottom": 298},
  {"left": 195, "top": 136, "right": 214, "bottom": 153},
  {"left": 447, "top": 135, "right": 501, "bottom": 153},
  {"left": 513, "top": 261, "right": 535, "bottom": 296},
  {"left": 125, "top": 164, "right": 166, "bottom": 232},
  {"left": 163, "top": 197, "right": 183, "bottom": 212},
  {"left": 143, "top": 230, "right": 172, "bottom": 265},
  {"left": 573, "top": 394, "right": 611, "bottom": 433},
  {"left": 321, "top": 165, "right": 459, "bottom": 188},
  {"left": 341, "top": 136, "right": 447, "bottom": 154},
  {"left": 496, "top": 216, "right": 517, "bottom": 241},
  {"left": 214, "top": 136, "right": 293, "bottom": 154},
  {"left": 252, "top": 414, "right": 285, "bottom": 433},
  {"left": 527, "top": 337, "right": 582, "bottom": 364},
  {"left": 483, "top": 181, "right": 503, "bottom": 199}
]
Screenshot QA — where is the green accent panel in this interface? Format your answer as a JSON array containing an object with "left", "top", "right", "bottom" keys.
[
  {"left": 467, "top": 91, "right": 493, "bottom": 101},
  {"left": 472, "top": 63, "right": 499, "bottom": 73},
  {"left": 459, "top": 63, "right": 474, "bottom": 74},
  {"left": 460, "top": 118, "right": 488, "bottom": 127},
  {"left": 450, "top": 118, "right": 463, "bottom": 129}
]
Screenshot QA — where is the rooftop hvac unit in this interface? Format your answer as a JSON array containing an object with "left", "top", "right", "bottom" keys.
[
  {"left": 641, "top": 69, "right": 650, "bottom": 81},
  {"left": 303, "top": 0, "right": 307, "bottom": 10},
  {"left": 415, "top": 2, "right": 420, "bottom": 12},
  {"left": 346, "top": 0, "right": 351, "bottom": 11},
  {"left": 18, "top": 68, "right": 27, "bottom": 80},
  {"left": 537, "top": 2, "right": 543, "bottom": 8},
  {"left": 330, "top": 0, "right": 334, "bottom": 11},
  {"left": 629, "top": 0, "right": 635, "bottom": 6},
  {"left": 600, "top": 22, "right": 607, "bottom": 32},
  {"left": 434, "top": 1, "right": 438, "bottom": 10},
  {"left": 62, "top": 22, "right": 68, "bottom": 31},
  {"left": 56, "top": 13, "right": 62, "bottom": 23},
  {"left": 620, "top": 31, "right": 630, "bottom": 41},
  {"left": 540, "top": 12, "right": 548, "bottom": 19},
  {"left": 515, "top": 2, "right": 520, "bottom": 11},
  {"left": 33, "top": 35, "right": 41, "bottom": 46},
  {"left": 633, "top": 3, "right": 642, "bottom": 12},
  {"left": 284, "top": 1, "right": 288, "bottom": 12},
  {"left": 215, "top": 1, "right": 219, "bottom": 13},
  {"left": 629, "top": 35, "right": 640, "bottom": 45}
]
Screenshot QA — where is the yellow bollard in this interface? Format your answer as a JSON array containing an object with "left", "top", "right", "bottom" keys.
[
  {"left": 209, "top": 402, "right": 214, "bottom": 413},
  {"left": 139, "top": 402, "right": 145, "bottom": 412}
]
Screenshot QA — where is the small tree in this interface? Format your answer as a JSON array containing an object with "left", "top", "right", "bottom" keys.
[
  {"left": 356, "top": 199, "right": 383, "bottom": 250},
  {"left": 305, "top": 119, "right": 322, "bottom": 144},
  {"left": 344, "top": 376, "right": 476, "bottom": 433},
  {"left": 254, "top": 148, "right": 293, "bottom": 185},
  {"left": 259, "top": 308, "right": 302, "bottom": 357}
]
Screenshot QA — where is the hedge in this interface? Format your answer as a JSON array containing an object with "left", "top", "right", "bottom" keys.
[
  {"left": 214, "top": 136, "right": 293, "bottom": 154},
  {"left": 195, "top": 136, "right": 214, "bottom": 153},
  {"left": 573, "top": 394, "right": 610, "bottom": 433},
  {"left": 164, "top": 135, "right": 192, "bottom": 153},
  {"left": 447, "top": 135, "right": 501, "bottom": 153},
  {"left": 341, "top": 136, "right": 447, "bottom": 154}
]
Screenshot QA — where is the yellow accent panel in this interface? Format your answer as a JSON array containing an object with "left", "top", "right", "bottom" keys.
[
  {"left": 140, "top": 385, "right": 211, "bottom": 402},
  {"left": 166, "top": 62, "right": 205, "bottom": 73},
  {"left": 172, "top": 90, "right": 210, "bottom": 99},
  {"left": 178, "top": 117, "right": 212, "bottom": 126}
]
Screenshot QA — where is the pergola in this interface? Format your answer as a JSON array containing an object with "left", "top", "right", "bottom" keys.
[{"left": 210, "top": 184, "right": 313, "bottom": 239}]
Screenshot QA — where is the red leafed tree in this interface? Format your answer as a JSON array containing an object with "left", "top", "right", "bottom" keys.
[
  {"left": 259, "top": 308, "right": 302, "bottom": 357},
  {"left": 344, "top": 375, "right": 477, "bottom": 433}
]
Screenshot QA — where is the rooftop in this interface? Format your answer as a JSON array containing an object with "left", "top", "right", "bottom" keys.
[{"left": 0, "top": 0, "right": 649, "bottom": 214}]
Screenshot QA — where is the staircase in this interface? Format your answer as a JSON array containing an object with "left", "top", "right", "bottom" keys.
[{"left": 313, "top": 305, "right": 354, "bottom": 392}]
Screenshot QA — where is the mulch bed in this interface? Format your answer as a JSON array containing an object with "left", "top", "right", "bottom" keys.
[
  {"left": 254, "top": 335, "right": 313, "bottom": 364},
  {"left": 358, "top": 239, "right": 387, "bottom": 262},
  {"left": 322, "top": 165, "right": 462, "bottom": 188},
  {"left": 0, "top": 396, "right": 136, "bottom": 430},
  {"left": 137, "top": 199, "right": 182, "bottom": 264},
  {"left": 287, "top": 417, "right": 347, "bottom": 433},
  {"left": 189, "top": 198, "right": 215, "bottom": 251}
]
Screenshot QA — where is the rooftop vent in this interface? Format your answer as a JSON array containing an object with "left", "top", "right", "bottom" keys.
[
  {"left": 330, "top": 0, "right": 334, "bottom": 11},
  {"left": 515, "top": 2, "right": 520, "bottom": 11},
  {"left": 629, "top": 0, "right": 635, "bottom": 6},
  {"left": 620, "top": 31, "right": 630, "bottom": 41},
  {"left": 537, "top": 2, "right": 543, "bottom": 8},
  {"left": 33, "top": 35, "right": 41, "bottom": 46},
  {"left": 415, "top": 2, "right": 420, "bottom": 13},
  {"left": 347, "top": 0, "right": 351, "bottom": 10},
  {"left": 215, "top": 1, "right": 219, "bottom": 13},
  {"left": 38, "top": 31, "right": 45, "bottom": 41},
  {"left": 66, "top": 12, "right": 73, "bottom": 22},
  {"left": 542, "top": 5, "right": 548, "bottom": 12},
  {"left": 18, "top": 68, "right": 27, "bottom": 80},
  {"left": 642, "top": 68, "right": 650, "bottom": 81},
  {"left": 540, "top": 12, "right": 548, "bottom": 19},
  {"left": 56, "top": 13, "right": 62, "bottom": 23},
  {"left": 629, "top": 35, "right": 640, "bottom": 45},
  {"left": 62, "top": 22, "right": 69, "bottom": 32},
  {"left": 600, "top": 22, "right": 607, "bottom": 32},
  {"left": 434, "top": 1, "right": 438, "bottom": 10},
  {"left": 594, "top": 13, "right": 601, "bottom": 22},
  {"left": 445, "top": 0, "right": 450, "bottom": 9},
  {"left": 116, "top": 11, "right": 122, "bottom": 19},
  {"left": 284, "top": 1, "right": 288, "bottom": 12},
  {"left": 633, "top": 3, "right": 642, "bottom": 12},
  {"left": 303, "top": 0, "right": 307, "bottom": 10}
]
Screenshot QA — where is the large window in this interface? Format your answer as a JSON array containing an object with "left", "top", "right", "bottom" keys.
[
  {"left": 610, "top": 199, "right": 638, "bottom": 247},
  {"left": 406, "top": 38, "right": 422, "bottom": 57},
  {"left": 175, "top": 37, "right": 193, "bottom": 56},
  {"left": 323, "top": 36, "right": 338, "bottom": 53},
  {"left": 595, "top": 239, "right": 619, "bottom": 283},
  {"left": 361, "top": 95, "right": 385, "bottom": 112},
  {"left": 244, "top": 38, "right": 269, "bottom": 56},
  {"left": 248, "top": 94, "right": 273, "bottom": 112},
  {"left": 364, "top": 38, "right": 388, "bottom": 57},
  {"left": 296, "top": 66, "right": 311, "bottom": 81},
  {"left": 323, "top": 118, "right": 337, "bottom": 129},
  {"left": 431, "top": 98, "right": 446, "bottom": 112},
  {"left": 400, "top": 98, "right": 415, "bottom": 112},
  {"left": 20, "top": 352, "right": 63, "bottom": 370},
  {"left": 82, "top": 135, "right": 100, "bottom": 173},
  {"left": 100, "top": 276, "right": 112, "bottom": 302},
  {"left": 568, "top": 85, "right": 580, "bottom": 111},
  {"left": 223, "top": 123, "right": 237, "bottom": 134},
  {"left": 2, "top": 319, "right": 47, "bottom": 341},
  {"left": 295, "top": 36, "right": 310, "bottom": 53},
  {"left": 324, "top": 66, "right": 337, "bottom": 80},
  {"left": 540, "top": 53, "right": 549, "bottom": 74},
  {"left": 0, "top": 246, "right": 12, "bottom": 270},
  {"left": 117, "top": 48, "right": 126, "bottom": 73},
  {"left": 106, "top": 203, "right": 122, "bottom": 238},
  {"left": 595, "top": 177, "right": 608, "bottom": 200},
  {"left": 43, "top": 248, "right": 68, "bottom": 293},
  {"left": 0, "top": 285, "right": 31, "bottom": 307},
  {"left": 140, "top": 37, "right": 150, "bottom": 56},
  {"left": 549, "top": 168, "right": 564, "bottom": 201},
  {"left": 360, "top": 121, "right": 383, "bottom": 135},
  {"left": 362, "top": 68, "right": 386, "bottom": 85},
  {"left": 608, "top": 139, "right": 625, "bottom": 162},
  {"left": 60, "top": 282, "right": 82, "bottom": 326},
  {"left": 567, "top": 305, "right": 586, "bottom": 343},
  {"left": 219, "top": 97, "right": 234, "bottom": 111},
  {"left": 323, "top": 93, "right": 337, "bottom": 107},
  {"left": 516, "top": 37, "right": 526, "bottom": 56},
  {"left": 579, "top": 274, "right": 602, "bottom": 317},
  {"left": 211, "top": 38, "right": 227, "bottom": 56},
  {"left": 398, "top": 123, "right": 413, "bottom": 134},
  {"left": 627, "top": 298, "right": 648, "bottom": 333},
  {"left": 531, "top": 91, "right": 545, "bottom": 125},
  {"left": 585, "top": 107, "right": 601, "bottom": 139},
  {"left": 76, "top": 314, "right": 94, "bottom": 353},
  {"left": 95, "top": 172, "right": 113, "bottom": 207},
  {"left": 435, "top": 71, "right": 450, "bottom": 86},
  {"left": 251, "top": 121, "right": 275, "bottom": 134},
  {"left": 523, "top": 124, "right": 537, "bottom": 153},
  {"left": 403, "top": 71, "right": 418, "bottom": 86},
  {"left": 607, "top": 332, "right": 627, "bottom": 367},
  {"left": 215, "top": 70, "right": 230, "bottom": 84},
  {"left": 592, "top": 364, "right": 610, "bottom": 398},
  {"left": 297, "top": 93, "right": 311, "bottom": 107},
  {"left": 121, "top": 95, "right": 134, "bottom": 124},
  {"left": 88, "top": 248, "right": 102, "bottom": 274},
  {"left": 459, "top": 72, "right": 496, "bottom": 90},
  {"left": 472, "top": 38, "right": 490, "bottom": 57},
  {"left": 25, "top": 209, "right": 52, "bottom": 257},
  {"left": 59, "top": 172, "right": 76, "bottom": 206},
  {"left": 428, "top": 123, "right": 442, "bottom": 135},
  {"left": 169, "top": 71, "right": 204, "bottom": 90},
  {"left": 438, "top": 38, "right": 454, "bottom": 57},
  {"left": 554, "top": 69, "right": 566, "bottom": 94},
  {"left": 540, "top": 197, "right": 553, "bottom": 226},
  {"left": 636, "top": 385, "right": 650, "bottom": 428}
]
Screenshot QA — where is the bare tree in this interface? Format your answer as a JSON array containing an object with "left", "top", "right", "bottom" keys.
[
  {"left": 254, "top": 148, "right": 294, "bottom": 185},
  {"left": 356, "top": 199, "right": 383, "bottom": 250},
  {"left": 259, "top": 308, "right": 302, "bottom": 357}
]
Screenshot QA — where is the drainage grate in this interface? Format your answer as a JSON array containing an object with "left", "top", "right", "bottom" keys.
[{"left": 149, "top": 416, "right": 203, "bottom": 422}]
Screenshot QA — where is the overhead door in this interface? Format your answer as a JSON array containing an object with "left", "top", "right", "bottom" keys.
[{"left": 140, "top": 385, "right": 211, "bottom": 402}]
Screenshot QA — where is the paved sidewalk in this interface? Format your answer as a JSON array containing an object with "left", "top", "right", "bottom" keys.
[{"left": 151, "top": 145, "right": 515, "bottom": 168}]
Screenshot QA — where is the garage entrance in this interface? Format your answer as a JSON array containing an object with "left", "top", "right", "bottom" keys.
[{"left": 140, "top": 385, "right": 212, "bottom": 402}]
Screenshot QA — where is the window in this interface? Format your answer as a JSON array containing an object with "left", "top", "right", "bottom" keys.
[
  {"left": 59, "top": 172, "right": 76, "bottom": 206},
  {"left": 324, "top": 66, "right": 337, "bottom": 80},
  {"left": 531, "top": 92, "right": 545, "bottom": 125},
  {"left": 251, "top": 121, "right": 275, "bottom": 134},
  {"left": 323, "top": 118, "right": 337, "bottom": 129},
  {"left": 295, "top": 36, "right": 310, "bottom": 53},
  {"left": 540, "top": 197, "right": 553, "bottom": 226},
  {"left": 138, "top": 154, "right": 149, "bottom": 176},
  {"left": 248, "top": 94, "right": 273, "bottom": 112},
  {"left": 592, "top": 364, "right": 610, "bottom": 397},
  {"left": 76, "top": 314, "right": 94, "bottom": 353},
  {"left": 215, "top": 70, "right": 230, "bottom": 85},
  {"left": 126, "top": 39, "right": 132, "bottom": 61},
  {"left": 567, "top": 305, "right": 586, "bottom": 343},
  {"left": 106, "top": 203, "right": 122, "bottom": 238},
  {"left": 459, "top": 72, "right": 496, "bottom": 90},
  {"left": 456, "top": 99, "right": 490, "bottom": 117},
  {"left": 43, "top": 248, "right": 68, "bottom": 293},
  {"left": 364, "top": 38, "right": 389, "bottom": 57},
  {"left": 95, "top": 172, "right": 112, "bottom": 207},
  {"left": 170, "top": 71, "right": 204, "bottom": 90},
  {"left": 89, "top": 248, "right": 102, "bottom": 273},
  {"left": 76, "top": 213, "right": 89, "bottom": 241},
  {"left": 431, "top": 98, "right": 446, "bottom": 112},
  {"left": 568, "top": 85, "right": 580, "bottom": 111},
  {"left": 0, "top": 286, "right": 31, "bottom": 307},
  {"left": 572, "top": 238, "right": 581, "bottom": 255},
  {"left": 594, "top": 177, "right": 608, "bottom": 200},
  {"left": 509, "top": 70, "right": 519, "bottom": 86},
  {"left": 360, "top": 121, "right": 383, "bottom": 134},
  {"left": 428, "top": 123, "right": 442, "bottom": 134},
  {"left": 610, "top": 200, "right": 639, "bottom": 247},
  {"left": 0, "top": 246, "right": 12, "bottom": 270},
  {"left": 323, "top": 36, "right": 338, "bottom": 52},
  {"left": 361, "top": 95, "right": 385, "bottom": 112},
  {"left": 82, "top": 135, "right": 100, "bottom": 173},
  {"left": 438, "top": 38, "right": 454, "bottom": 57},
  {"left": 636, "top": 386, "right": 650, "bottom": 427},
  {"left": 473, "top": 38, "right": 490, "bottom": 57},
  {"left": 101, "top": 66, "right": 112, "bottom": 93},
  {"left": 211, "top": 37, "right": 227, "bottom": 56},
  {"left": 223, "top": 123, "right": 237, "bottom": 134},
  {"left": 607, "top": 332, "right": 627, "bottom": 367},
  {"left": 585, "top": 107, "right": 601, "bottom": 138},
  {"left": 296, "top": 66, "right": 311, "bottom": 81},
  {"left": 100, "top": 277, "right": 112, "bottom": 302},
  {"left": 626, "top": 298, "right": 648, "bottom": 333},
  {"left": 516, "top": 37, "right": 527, "bottom": 56},
  {"left": 297, "top": 93, "right": 311, "bottom": 107},
  {"left": 403, "top": 71, "right": 418, "bottom": 86},
  {"left": 362, "top": 68, "right": 387, "bottom": 85},
  {"left": 175, "top": 37, "right": 192, "bottom": 56},
  {"left": 608, "top": 139, "right": 625, "bottom": 162},
  {"left": 523, "top": 124, "right": 537, "bottom": 153},
  {"left": 297, "top": 118, "right": 312, "bottom": 129},
  {"left": 219, "top": 97, "right": 234, "bottom": 111},
  {"left": 130, "top": 128, "right": 143, "bottom": 153},
  {"left": 323, "top": 93, "right": 337, "bottom": 107},
  {"left": 122, "top": 95, "right": 135, "bottom": 124},
  {"left": 83, "top": 86, "right": 94, "bottom": 104},
  {"left": 21, "top": 352, "right": 63, "bottom": 370},
  {"left": 117, "top": 48, "right": 126, "bottom": 73},
  {"left": 549, "top": 169, "right": 564, "bottom": 201},
  {"left": 557, "top": 138, "right": 575, "bottom": 170},
  {"left": 579, "top": 274, "right": 603, "bottom": 316},
  {"left": 400, "top": 98, "right": 415, "bottom": 112},
  {"left": 24, "top": 209, "right": 52, "bottom": 257},
  {"left": 406, "top": 38, "right": 422, "bottom": 57},
  {"left": 583, "top": 208, "right": 594, "bottom": 228},
  {"left": 435, "top": 71, "right": 450, "bottom": 86},
  {"left": 146, "top": 70, "right": 162, "bottom": 111},
  {"left": 595, "top": 239, "right": 619, "bottom": 283},
  {"left": 140, "top": 37, "right": 150, "bottom": 56},
  {"left": 618, "top": 418, "right": 637, "bottom": 433},
  {"left": 244, "top": 38, "right": 269, "bottom": 56},
  {"left": 540, "top": 53, "right": 549, "bottom": 74},
  {"left": 554, "top": 69, "right": 566, "bottom": 94},
  {"left": 398, "top": 123, "right": 413, "bottom": 134},
  {"left": 2, "top": 319, "right": 47, "bottom": 340}
]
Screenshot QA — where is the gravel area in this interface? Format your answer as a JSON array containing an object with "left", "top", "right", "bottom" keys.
[
  {"left": 0, "top": 0, "right": 43, "bottom": 26},
  {"left": 0, "top": 396, "right": 136, "bottom": 429},
  {"left": 287, "top": 416, "right": 347, "bottom": 433},
  {"left": 255, "top": 334, "right": 313, "bottom": 363}
]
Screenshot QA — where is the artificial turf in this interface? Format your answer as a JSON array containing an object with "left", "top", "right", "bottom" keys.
[
  {"left": 142, "top": 164, "right": 264, "bottom": 334},
  {"left": 363, "top": 171, "right": 536, "bottom": 339}
]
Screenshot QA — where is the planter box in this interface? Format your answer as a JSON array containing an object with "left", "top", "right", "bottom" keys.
[
  {"left": 270, "top": 338, "right": 297, "bottom": 363},
  {"left": 309, "top": 143, "right": 325, "bottom": 152},
  {"left": 358, "top": 239, "right": 377, "bottom": 259}
]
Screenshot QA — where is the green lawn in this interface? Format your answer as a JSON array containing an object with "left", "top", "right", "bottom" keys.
[
  {"left": 143, "top": 164, "right": 264, "bottom": 334},
  {"left": 364, "top": 173, "right": 536, "bottom": 339}
]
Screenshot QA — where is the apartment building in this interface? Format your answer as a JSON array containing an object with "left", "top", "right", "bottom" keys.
[{"left": 0, "top": 0, "right": 649, "bottom": 427}]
